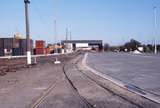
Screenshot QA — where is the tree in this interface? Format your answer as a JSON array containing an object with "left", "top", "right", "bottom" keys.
[{"left": 124, "top": 39, "right": 141, "bottom": 51}]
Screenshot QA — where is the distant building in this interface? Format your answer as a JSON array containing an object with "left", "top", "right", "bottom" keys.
[{"left": 61, "top": 40, "right": 103, "bottom": 52}]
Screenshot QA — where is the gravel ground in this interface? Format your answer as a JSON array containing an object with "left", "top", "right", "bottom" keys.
[
  {"left": 0, "top": 58, "right": 27, "bottom": 76},
  {"left": 0, "top": 52, "right": 84, "bottom": 108},
  {"left": 0, "top": 56, "right": 63, "bottom": 108}
]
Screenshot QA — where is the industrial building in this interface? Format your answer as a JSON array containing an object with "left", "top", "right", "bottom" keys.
[{"left": 61, "top": 40, "right": 103, "bottom": 52}]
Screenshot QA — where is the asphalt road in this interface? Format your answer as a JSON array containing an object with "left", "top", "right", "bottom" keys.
[{"left": 87, "top": 52, "right": 160, "bottom": 98}]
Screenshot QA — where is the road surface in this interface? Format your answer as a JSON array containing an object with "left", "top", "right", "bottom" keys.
[{"left": 87, "top": 52, "right": 160, "bottom": 103}]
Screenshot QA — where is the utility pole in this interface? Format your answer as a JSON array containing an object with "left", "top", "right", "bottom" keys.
[
  {"left": 154, "top": 6, "right": 157, "bottom": 54},
  {"left": 69, "top": 31, "right": 72, "bottom": 40},
  {"left": 66, "top": 28, "right": 68, "bottom": 40},
  {"left": 54, "top": 19, "right": 58, "bottom": 54},
  {"left": 24, "top": 0, "right": 31, "bottom": 65},
  {"left": 69, "top": 29, "right": 72, "bottom": 40},
  {"left": 53, "top": 0, "right": 60, "bottom": 64},
  {"left": 54, "top": 19, "right": 61, "bottom": 64}
]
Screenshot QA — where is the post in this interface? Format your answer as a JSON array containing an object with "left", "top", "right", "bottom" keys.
[
  {"left": 24, "top": 0, "right": 31, "bottom": 64},
  {"left": 66, "top": 28, "right": 68, "bottom": 41},
  {"left": 69, "top": 26, "right": 72, "bottom": 40},
  {"left": 54, "top": 19, "right": 58, "bottom": 54},
  {"left": 154, "top": 6, "right": 157, "bottom": 54}
]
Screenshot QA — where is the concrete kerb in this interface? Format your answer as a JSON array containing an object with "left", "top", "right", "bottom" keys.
[{"left": 82, "top": 53, "right": 160, "bottom": 104}]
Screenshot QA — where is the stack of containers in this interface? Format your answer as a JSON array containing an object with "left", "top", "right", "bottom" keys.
[
  {"left": 3, "top": 38, "right": 13, "bottom": 56},
  {"left": 35, "top": 40, "right": 46, "bottom": 55},
  {"left": 0, "top": 38, "right": 4, "bottom": 56},
  {"left": 12, "top": 38, "right": 23, "bottom": 56},
  {"left": 20, "top": 39, "right": 33, "bottom": 55},
  {"left": 0, "top": 37, "right": 33, "bottom": 56}
]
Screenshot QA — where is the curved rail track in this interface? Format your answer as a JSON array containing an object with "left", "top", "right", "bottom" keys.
[
  {"left": 63, "top": 63, "right": 95, "bottom": 108},
  {"left": 62, "top": 55, "right": 143, "bottom": 108},
  {"left": 31, "top": 53, "right": 150, "bottom": 108}
]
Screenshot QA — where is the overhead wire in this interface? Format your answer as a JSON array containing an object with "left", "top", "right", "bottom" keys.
[{"left": 31, "top": 0, "right": 53, "bottom": 42}]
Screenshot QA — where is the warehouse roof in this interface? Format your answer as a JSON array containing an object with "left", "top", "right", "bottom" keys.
[{"left": 61, "top": 40, "right": 102, "bottom": 44}]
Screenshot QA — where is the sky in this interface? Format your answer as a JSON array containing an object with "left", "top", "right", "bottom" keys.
[{"left": 0, "top": 0, "right": 160, "bottom": 45}]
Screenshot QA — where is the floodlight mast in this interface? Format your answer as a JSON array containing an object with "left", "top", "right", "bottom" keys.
[
  {"left": 24, "top": 0, "right": 31, "bottom": 64},
  {"left": 154, "top": 6, "right": 157, "bottom": 54},
  {"left": 54, "top": 19, "right": 58, "bottom": 54}
]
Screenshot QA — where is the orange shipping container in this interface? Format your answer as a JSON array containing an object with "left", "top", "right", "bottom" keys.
[
  {"left": 35, "top": 40, "right": 46, "bottom": 48},
  {"left": 35, "top": 48, "right": 46, "bottom": 55}
]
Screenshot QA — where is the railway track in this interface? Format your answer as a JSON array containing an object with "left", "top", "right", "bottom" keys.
[
  {"left": 30, "top": 52, "right": 144, "bottom": 108},
  {"left": 30, "top": 51, "right": 89, "bottom": 108},
  {"left": 63, "top": 62, "right": 95, "bottom": 108},
  {"left": 63, "top": 54, "right": 143, "bottom": 108}
]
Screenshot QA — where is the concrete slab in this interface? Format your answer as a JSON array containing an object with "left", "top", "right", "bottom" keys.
[{"left": 87, "top": 52, "right": 160, "bottom": 102}]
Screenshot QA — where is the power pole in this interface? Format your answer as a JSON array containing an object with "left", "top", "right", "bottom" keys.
[
  {"left": 54, "top": 19, "right": 58, "bottom": 54},
  {"left": 69, "top": 30, "right": 72, "bottom": 40},
  {"left": 154, "top": 6, "right": 157, "bottom": 54},
  {"left": 24, "top": 0, "right": 31, "bottom": 65},
  {"left": 69, "top": 25, "right": 72, "bottom": 40},
  {"left": 66, "top": 28, "right": 68, "bottom": 40}
]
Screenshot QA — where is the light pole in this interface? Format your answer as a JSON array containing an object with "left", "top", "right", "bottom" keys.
[
  {"left": 154, "top": 6, "right": 157, "bottom": 54},
  {"left": 54, "top": 19, "right": 61, "bottom": 64},
  {"left": 24, "top": 0, "right": 31, "bottom": 64}
]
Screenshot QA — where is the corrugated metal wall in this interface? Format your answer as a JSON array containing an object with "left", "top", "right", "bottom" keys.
[{"left": 3, "top": 38, "right": 13, "bottom": 49}]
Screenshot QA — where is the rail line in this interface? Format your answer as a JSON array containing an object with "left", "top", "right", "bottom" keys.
[
  {"left": 30, "top": 52, "right": 142, "bottom": 108},
  {"left": 30, "top": 80, "right": 58, "bottom": 108},
  {"left": 30, "top": 51, "right": 88, "bottom": 108},
  {"left": 63, "top": 62, "right": 95, "bottom": 108},
  {"left": 65, "top": 54, "right": 143, "bottom": 108}
]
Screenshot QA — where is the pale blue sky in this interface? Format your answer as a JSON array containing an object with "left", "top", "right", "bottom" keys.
[{"left": 0, "top": 0, "right": 160, "bottom": 45}]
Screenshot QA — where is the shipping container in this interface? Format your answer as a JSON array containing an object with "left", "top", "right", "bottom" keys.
[
  {"left": 4, "top": 48, "right": 12, "bottom": 53},
  {"left": 57, "top": 48, "right": 62, "bottom": 53},
  {"left": 20, "top": 39, "right": 33, "bottom": 49},
  {"left": 20, "top": 39, "right": 26, "bottom": 48},
  {"left": 0, "top": 48, "right": 4, "bottom": 56},
  {"left": 13, "top": 38, "right": 20, "bottom": 48},
  {"left": 54, "top": 48, "right": 62, "bottom": 53},
  {"left": 35, "top": 48, "right": 46, "bottom": 55},
  {"left": 3, "top": 38, "right": 13, "bottom": 49},
  {"left": 20, "top": 39, "right": 33, "bottom": 55},
  {"left": 12, "top": 48, "right": 23, "bottom": 56},
  {"left": 35, "top": 40, "right": 45, "bottom": 48},
  {"left": 0, "top": 38, "right": 4, "bottom": 48},
  {"left": 20, "top": 39, "right": 27, "bottom": 55},
  {"left": 3, "top": 48, "right": 12, "bottom": 56}
]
